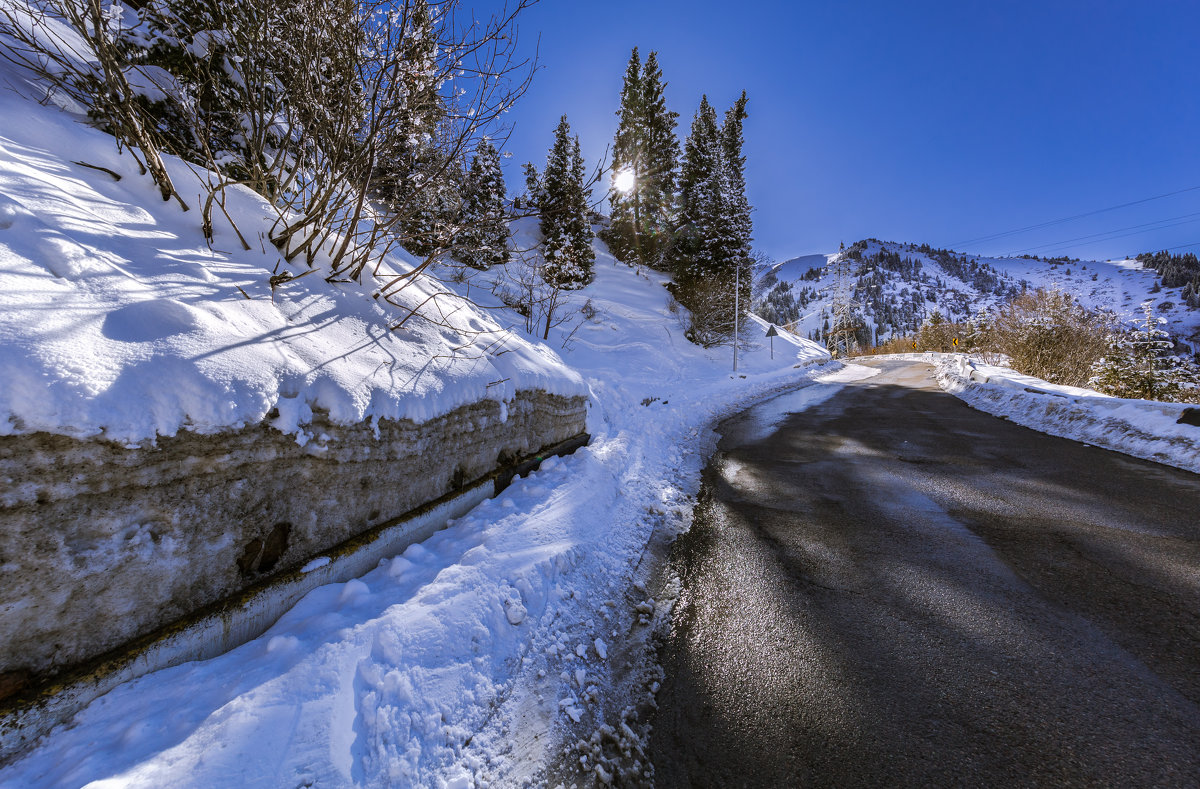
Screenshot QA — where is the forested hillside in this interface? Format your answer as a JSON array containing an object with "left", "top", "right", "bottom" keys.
[{"left": 755, "top": 239, "right": 1200, "bottom": 352}]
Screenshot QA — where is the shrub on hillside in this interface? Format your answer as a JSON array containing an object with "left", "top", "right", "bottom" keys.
[{"left": 989, "top": 287, "right": 1114, "bottom": 387}]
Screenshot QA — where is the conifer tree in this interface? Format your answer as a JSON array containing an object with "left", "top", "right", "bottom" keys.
[
  {"left": 1090, "top": 300, "right": 1200, "bottom": 400},
  {"left": 539, "top": 116, "right": 595, "bottom": 289},
  {"left": 455, "top": 139, "right": 510, "bottom": 269},
  {"left": 373, "top": 0, "right": 462, "bottom": 257},
  {"left": 965, "top": 307, "right": 993, "bottom": 352},
  {"left": 607, "top": 48, "right": 643, "bottom": 262},
  {"left": 639, "top": 51, "right": 681, "bottom": 267},
  {"left": 670, "top": 92, "right": 754, "bottom": 343},
  {"left": 605, "top": 48, "right": 679, "bottom": 269},
  {"left": 674, "top": 95, "right": 724, "bottom": 283},
  {"left": 522, "top": 162, "right": 544, "bottom": 210},
  {"left": 721, "top": 90, "right": 753, "bottom": 284},
  {"left": 675, "top": 99, "right": 742, "bottom": 286}
]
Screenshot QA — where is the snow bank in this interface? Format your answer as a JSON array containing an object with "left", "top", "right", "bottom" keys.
[
  {"left": 0, "top": 88, "right": 584, "bottom": 445},
  {"left": 935, "top": 354, "right": 1200, "bottom": 474}
]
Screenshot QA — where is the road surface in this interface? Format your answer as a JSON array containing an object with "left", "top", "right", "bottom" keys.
[{"left": 650, "top": 360, "right": 1200, "bottom": 787}]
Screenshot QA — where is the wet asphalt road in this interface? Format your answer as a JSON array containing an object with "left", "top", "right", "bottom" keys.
[{"left": 649, "top": 360, "right": 1200, "bottom": 788}]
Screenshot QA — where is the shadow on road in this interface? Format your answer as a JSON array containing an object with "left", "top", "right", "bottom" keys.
[{"left": 650, "top": 363, "right": 1200, "bottom": 788}]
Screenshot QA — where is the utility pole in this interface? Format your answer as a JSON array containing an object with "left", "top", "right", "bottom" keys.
[{"left": 733, "top": 264, "right": 740, "bottom": 373}]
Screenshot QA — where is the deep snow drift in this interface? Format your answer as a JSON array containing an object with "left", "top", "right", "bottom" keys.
[{"left": 0, "top": 251, "right": 834, "bottom": 787}]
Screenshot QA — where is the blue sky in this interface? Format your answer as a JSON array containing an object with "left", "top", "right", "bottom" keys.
[{"left": 496, "top": 0, "right": 1200, "bottom": 263}]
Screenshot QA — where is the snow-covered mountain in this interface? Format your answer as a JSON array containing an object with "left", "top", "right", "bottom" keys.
[{"left": 755, "top": 239, "right": 1200, "bottom": 351}]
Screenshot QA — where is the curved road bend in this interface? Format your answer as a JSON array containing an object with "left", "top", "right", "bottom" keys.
[{"left": 650, "top": 360, "right": 1200, "bottom": 788}]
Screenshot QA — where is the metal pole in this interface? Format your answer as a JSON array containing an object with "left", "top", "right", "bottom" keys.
[{"left": 733, "top": 265, "right": 739, "bottom": 373}]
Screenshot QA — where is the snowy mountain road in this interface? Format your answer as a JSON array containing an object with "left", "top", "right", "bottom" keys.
[{"left": 649, "top": 360, "right": 1200, "bottom": 787}]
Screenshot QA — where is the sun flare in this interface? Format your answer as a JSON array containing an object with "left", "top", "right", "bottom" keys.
[{"left": 613, "top": 168, "right": 636, "bottom": 194}]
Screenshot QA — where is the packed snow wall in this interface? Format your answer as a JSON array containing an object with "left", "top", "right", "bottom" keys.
[{"left": 0, "top": 390, "right": 587, "bottom": 692}]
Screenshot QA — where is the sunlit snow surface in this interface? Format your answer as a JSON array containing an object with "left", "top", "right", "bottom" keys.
[{"left": 0, "top": 61, "right": 583, "bottom": 445}]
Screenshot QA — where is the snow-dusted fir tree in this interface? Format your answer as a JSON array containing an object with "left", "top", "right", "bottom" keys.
[
  {"left": 372, "top": 0, "right": 462, "bottom": 257},
  {"left": 671, "top": 93, "right": 752, "bottom": 342},
  {"left": 454, "top": 139, "right": 510, "bottom": 269},
  {"left": 965, "top": 307, "right": 993, "bottom": 352},
  {"left": 606, "top": 48, "right": 680, "bottom": 269},
  {"left": 536, "top": 116, "right": 594, "bottom": 289},
  {"left": 639, "top": 52, "right": 681, "bottom": 266},
  {"left": 674, "top": 96, "right": 730, "bottom": 285},
  {"left": 605, "top": 48, "right": 644, "bottom": 263},
  {"left": 721, "top": 91, "right": 752, "bottom": 273},
  {"left": 1090, "top": 300, "right": 1200, "bottom": 400}
]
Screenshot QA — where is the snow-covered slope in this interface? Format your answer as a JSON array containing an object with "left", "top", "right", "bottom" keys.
[
  {"left": 757, "top": 239, "right": 1200, "bottom": 351},
  {"left": 0, "top": 85, "right": 584, "bottom": 446}
]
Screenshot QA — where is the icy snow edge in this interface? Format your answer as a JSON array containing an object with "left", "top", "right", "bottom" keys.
[{"left": 935, "top": 354, "right": 1200, "bottom": 474}]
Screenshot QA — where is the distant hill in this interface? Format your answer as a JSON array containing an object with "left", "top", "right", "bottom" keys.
[{"left": 754, "top": 239, "right": 1200, "bottom": 352}]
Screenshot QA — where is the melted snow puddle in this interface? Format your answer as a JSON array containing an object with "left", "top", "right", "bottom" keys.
[
  {"left": 720, "top": 363, "right": 880, "bottom": 447},
  {"left": 814, "top": 363, "right": 883, "bottom": 384}
]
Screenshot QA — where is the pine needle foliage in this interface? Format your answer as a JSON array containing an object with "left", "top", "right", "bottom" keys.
[
  {"left": 672, "top": 93, "right": 753, "bottom": 343},
  {"left": 454, "top": 139, "right": 510, "bottom": 269},
  {"left": 530, "top": 116, "right": 594, "bottom": 289}
]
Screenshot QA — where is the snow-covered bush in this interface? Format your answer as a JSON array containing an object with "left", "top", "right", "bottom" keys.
[{"left": 990, "top": 287, "right": 1113, "bottom": 387}]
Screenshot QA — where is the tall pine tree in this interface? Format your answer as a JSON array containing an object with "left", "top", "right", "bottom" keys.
[
  {"left": 639, "top": 51, "right": 681, "bottom": 267},
  {"left": 372, "top": 0, "right": 462, "bottom": 257},
  {"left": 671, "top": 92, "right": 753, "bottom": 342},
  {"left": 721, "top": 90, "right": 753, "bottom": 305},
  {"left": 455, "top": 139, "right": 510, "bottom": 269},
  {"left": 605, "top": 48, "right": 680, "bottom": 269},
  {"left": 606, "top": 48, "right": 643, "bottom": 263},
  {"left": 538, "top": 116, "right": 595, "bottom": 289}
]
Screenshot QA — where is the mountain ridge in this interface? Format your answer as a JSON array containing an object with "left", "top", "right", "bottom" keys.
[{"left": 755, "top": 239, "right": 1200, "bottom": 352}]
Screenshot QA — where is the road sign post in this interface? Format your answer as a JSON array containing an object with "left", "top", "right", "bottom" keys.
[{"left": 766, "top": 324, "right": 779, "bottom": 359}]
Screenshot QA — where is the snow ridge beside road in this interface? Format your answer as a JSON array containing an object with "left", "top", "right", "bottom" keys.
[{"left": 934, "top": 354, "right": 1200, "bottom": 475}]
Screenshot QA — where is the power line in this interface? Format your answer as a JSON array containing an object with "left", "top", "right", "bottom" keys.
[
  {"left": 1010, "top": 211, "right": 1200, "bottom": 256},
  {"left": 1040, "top": 218, "right": 1200, "bottom": 255},
  {"left": 950, "top": 185, "right": 1200, "bottom": 249},
  {"left": 1153, "top": 240, "right": 1200, "bottom": 253}
]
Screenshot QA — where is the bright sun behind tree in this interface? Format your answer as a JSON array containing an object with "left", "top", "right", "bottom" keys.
[{"left": 613, "top": 168, "right": 636, "bottom": 193}]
